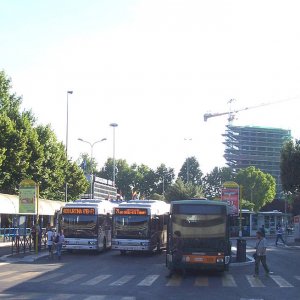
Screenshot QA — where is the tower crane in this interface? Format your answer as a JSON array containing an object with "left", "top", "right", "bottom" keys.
[{"left": 203, "top": 97, "right": 298, "bottom": 123}]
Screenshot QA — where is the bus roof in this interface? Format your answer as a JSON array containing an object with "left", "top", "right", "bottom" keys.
[
  {"left": 64, "top": 199, "right": 117, "bottom": 214},
  {"left": 170, "top": 199, "right": 232, "bottom": 213},
  {"left": 116, "top": 200, "right": 170, "bottom": 215},
  {"left": 171, "top": 199, "right": 228, "bottom": 205}
]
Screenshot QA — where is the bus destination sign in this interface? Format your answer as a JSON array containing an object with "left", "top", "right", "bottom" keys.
[
  {"left": 62, "top": 208, "right": 95, "bottom": 215},
  {"left": 115, "top": 208, "right": 148, "bottom": 215}
]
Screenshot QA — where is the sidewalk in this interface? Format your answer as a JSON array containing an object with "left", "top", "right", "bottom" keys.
[{"left": 0, "top": 241, "right": 49, "bottom": 263}]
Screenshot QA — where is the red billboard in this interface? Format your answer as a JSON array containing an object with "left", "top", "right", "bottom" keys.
[{"left": 221, "top": 182, "right": 239, "bottom": 215}]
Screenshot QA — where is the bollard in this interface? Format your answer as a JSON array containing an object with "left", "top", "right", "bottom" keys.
[{"left": 236, "top": 238, "right": 246, "bottom": 262}]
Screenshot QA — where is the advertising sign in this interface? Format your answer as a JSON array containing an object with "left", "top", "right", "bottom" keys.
[
  {"left": 221, "top": 181, "right": 239, "bottom": 215},
  {"left": 19, "top": 179, "right": 37, "bottom": 214}
]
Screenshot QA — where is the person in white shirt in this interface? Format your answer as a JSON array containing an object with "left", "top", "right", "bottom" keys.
[
  {"left": 253, "top": 231, "right": 272, "bottom": 277},
  {"left": 46, "top": 226, "right": 54, "bottom": 259}
]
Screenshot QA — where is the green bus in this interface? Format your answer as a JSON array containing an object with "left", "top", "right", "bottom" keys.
[{"left": 166, "top": 199, "right": 232, "bottom": 272}]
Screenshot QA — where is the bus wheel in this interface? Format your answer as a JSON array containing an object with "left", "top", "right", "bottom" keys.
[{"left": 120, "top": 250, "right": 126, "bottom": 255}]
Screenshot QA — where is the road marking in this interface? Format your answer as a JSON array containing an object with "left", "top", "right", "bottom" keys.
[
  {"left": 0, "top": 262, "right": 9, "bottom": 267},
  {"left": 246, "top": 275, "right": 265, "bottom": 287},
  {"left": 295, "top": 276, "right": 300, "bottom": 280},
  {"left": 0, "top": 271, "right": 42, "bottom": 282},
  {"left": 84, "top": 297, "right": 136, "bottom": 300},
  {"left": 84, "top": 296, "right": 107, "bottom": 300},
  {"left": 137, "top": 275, "right": 160, "bottom": 286},
  {"left": 0, "top": 271, "right": 17, "bottom": 279},
  {"left": 110, "top": 275, "right": 135, "bottom": 286},
  {"left": 222, "top": 274, "right": 237, "bottom": 287},
  {"left": 240, "top": 298, "right": 264, "bottom": 300},
  {"left": 82, "top": 274, "right": 112, "bottom": 286},
  {"left": 57, "top": 273, "right": 86, "bottom": 284},
  {"left": 29, "top": 272, "right": 65, "bottom": 282},
  {"left": 166, "top": 274, "right": 182, "bottom": 286},
  {"left": 270, "top": 275, "right": 293, "bottom": 287},
  {"left": 194, "top": 276, "right": 208, "bottom": 286}
]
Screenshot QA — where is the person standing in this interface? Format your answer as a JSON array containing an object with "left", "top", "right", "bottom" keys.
[
  {"left": 253, "top": 231, "right": 271, "bottom": 277},
  {"left": 55, "top": 229, "right": 65, "bottom": 260},
  {"left": 260, "top": 225, "right": 266, "bottom": 237},
  {"left": 46, "top": 226, "right": 54, "bottom": 259},
  {"left": 275, "top": 224, "right": 286, "bottom": 246},
  {"left": 166, "top": 230, "right": 185, "bottom": 278}
]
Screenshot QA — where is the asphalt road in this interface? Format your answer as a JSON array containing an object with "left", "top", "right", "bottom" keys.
[{"left": 0, "top": 239, "right": 299, "bottom": 300}]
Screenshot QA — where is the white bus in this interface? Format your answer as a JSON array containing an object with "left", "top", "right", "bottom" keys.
[
  {"left": 60, "top": 199, "right": 116, "bottom": 252},
  {"left": 112, "top": 200, "right": 170, "bottom": 254}
]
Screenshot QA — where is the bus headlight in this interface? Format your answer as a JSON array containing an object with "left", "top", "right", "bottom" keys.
[
  {"left": 88, "top": 241, "right": 96, "bottom": 245},
  {"left": 112, "top": 241, "right": 119, "bottom": 245},
  {"left": 140, "top": 242, "right": 149, "bottom": 246},
  {"left": 216, "top": 258, "right": 224, "bottom": 263}
]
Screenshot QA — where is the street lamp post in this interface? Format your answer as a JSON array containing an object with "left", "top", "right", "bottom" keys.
[
  {"left": 65, "top": 90, "right": 73, "bottom": 202},
  {"left": 78, "top": 137, "right": 107, "bottom": 198},
  {"left": 110, "top": 123, "right": 118, "bottom": 186},
  {"left": 184, "top": 138, "right": 192, "bottom": 183}
]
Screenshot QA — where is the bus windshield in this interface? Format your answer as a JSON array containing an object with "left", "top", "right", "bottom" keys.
[
  {"left": 62, "top": 215, "right": 98, "bottom": 238},
  {"left": 171, "top": 204, "right": 227, "bottom": 251},
  {"left": 171, "top": 214, "right": 226, "bottom": 238},
  {"left": 113, "top": 215, "right": 150, "bottom": 239}
]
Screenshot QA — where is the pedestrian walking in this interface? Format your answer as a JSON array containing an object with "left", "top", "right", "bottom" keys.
[
  {"left": 166, "top": 230, "right": 185, "bottom": 278},
  {"left": 275, "top": 224, "right": 286, "bottom": 246},
  {"left": 55, "top": 229, "right": 65, "bottom": 260},
  {"left": 260, "top": 225, "right": 266, "bottom": 237},
  {"left": 46, "top": 225, "right": 54, "bottom": 259},
  {"left": 253, "top": 231, "right": 272, "bottom": 277}
]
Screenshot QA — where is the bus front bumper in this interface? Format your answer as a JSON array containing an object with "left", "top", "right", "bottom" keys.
[
  {"left": 112, "top": 239, "right": 151, "bottom": 251},
  {"left": 167, "top": 253, "right": 230, "bottom": 270}
]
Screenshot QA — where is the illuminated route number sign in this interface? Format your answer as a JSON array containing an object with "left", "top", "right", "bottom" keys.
[
  {"left": 115, "top": 208, "right": 148, "bottom": 215},
  {"left": 62, "top": 208, "right": 95, "bottom": 215}
]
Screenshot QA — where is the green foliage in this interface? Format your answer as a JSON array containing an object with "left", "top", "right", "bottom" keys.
[
  {"left": 97, "top": 159, "right": 176, "bottom": 200},
  {"left": 236, "top": 166, "right": 276, "bottom": 212},
  {"left": 150, "top": 193, "right": 165, "bottom": 201},
  {"left": 281, "top": 139, "right": 300, "bottom": 194},
  {"left": 178, "top": 156, "right": 203, "bottom": 185},
  {"left": 165, "top": 178, "right": 204, "bottom": 202},
  {"left": 0, "top": 71, "right": 88, "bottom": 200},
  {"left": 202, "top": 167, "right": 234, "bottom": 200}
]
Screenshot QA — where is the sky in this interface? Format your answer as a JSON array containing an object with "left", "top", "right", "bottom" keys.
[{"left": 1, "top": 0, "right": 300, "bottom": 176}]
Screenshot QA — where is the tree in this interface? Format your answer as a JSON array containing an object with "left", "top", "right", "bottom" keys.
[
  {"left": 165, "top": 178, "right": 204, "bottom": 202},
  {"left": 235, "top": 166, "right": 276, "bottom": 212},
  {"left": 202, "top": 167, "right": 234, "bottom": 200},
  {"left": 0, "top": 71, "right": 43, "bottom": 194},
  {"left": 97, "top": 158, "right": 136, "bottom": 200},
  {"left": 178, "top": 156, "right": 203, "bottom": 185},
  {"left": 0, "top": 71, "right": 87, "bottom": 200},
  {"left": 153, "top": 164, "right": 175, "bottom": 197},
  {"left": 281, "top": 139, "right": 300, "bottom": 194},
  {"left": 77, "top": 153, "right": 98, "bottom": 176}
]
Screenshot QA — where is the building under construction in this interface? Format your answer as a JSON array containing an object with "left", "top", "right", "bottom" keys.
[{"left": 223, "top": 125, "right": 291, "bottom": 195}]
